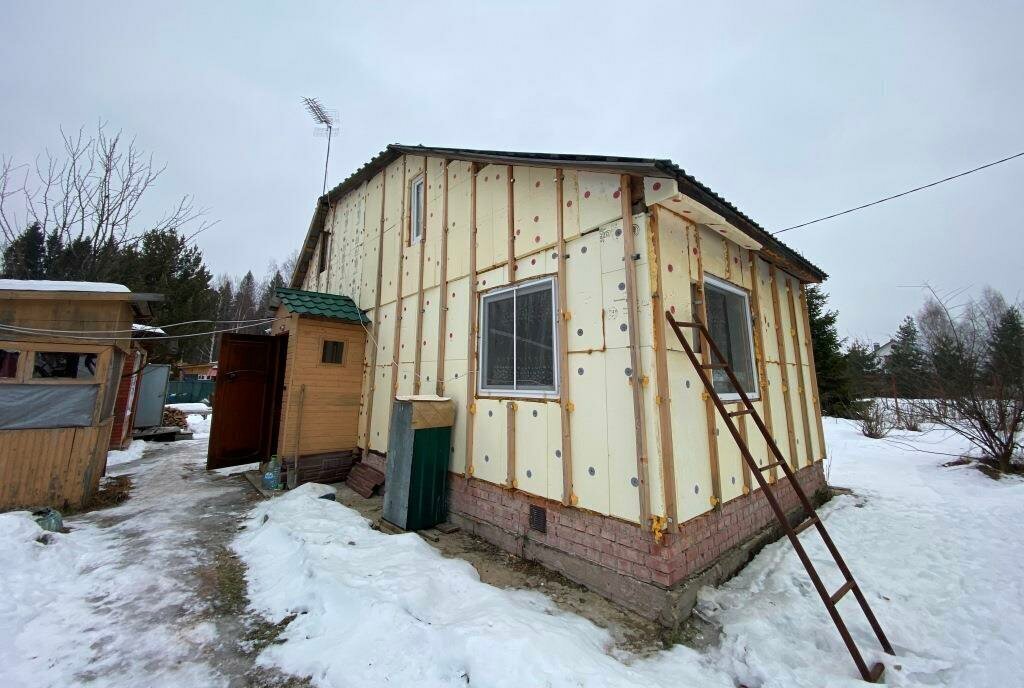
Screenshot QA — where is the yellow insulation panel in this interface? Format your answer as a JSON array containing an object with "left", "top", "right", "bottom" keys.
[
  {"left": 513, "top": 166, "right": 558, "bottom": 258},
  {"left": 398, "top": 295, "right": 417, "bottom": 364},
  {"left": 565, "top": 231, "right": 604, "bottom": 352},
  {"left": 472, "top": 398, "right": 507, "bottom": 485}
]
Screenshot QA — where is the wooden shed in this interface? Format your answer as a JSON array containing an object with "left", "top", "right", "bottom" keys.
[
  {"left": 0, "top": 280, "right": 159, "bottom": 510},
  {"left": 207, "top": 288, "right": 368, "bottom": 484},
  {"left": 263, "top": 145, "right": 834, "bottom": 623}
]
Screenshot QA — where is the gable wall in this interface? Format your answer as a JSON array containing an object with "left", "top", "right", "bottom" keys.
[{"left": 299, "top": 155, "right": 825, "bottom": 530}]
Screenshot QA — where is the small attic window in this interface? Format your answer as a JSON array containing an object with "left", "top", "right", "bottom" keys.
[{"left": 410, "top": 174, "right": 425, "bottom": 245}]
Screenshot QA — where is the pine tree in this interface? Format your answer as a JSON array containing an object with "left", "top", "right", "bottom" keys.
[
  {"left": 845, "top": 340, "right": 882, "bottom": 399},
  {"left": 987, "top": 306, "right": 1024, "bottom": 388},
  {"left": 233, "top": 271, "right": 258, "bottom": 323},
  {"left": 1, "top": 222, "right": 47, "bottom": 278},
  {"left": 805, "top": 285, "right": 852, "bottom": 416},
  {"left": 885, "top": 317, "right": 928, "bottom": 398}
]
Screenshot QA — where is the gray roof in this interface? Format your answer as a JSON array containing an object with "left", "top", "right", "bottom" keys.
[{"left": 291, "top": 144, "right": 826, "bottom": 289}]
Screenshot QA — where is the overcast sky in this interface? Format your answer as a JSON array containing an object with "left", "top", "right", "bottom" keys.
[{"left": 2, "top": 1, "right": 1021, "bottom": 343}]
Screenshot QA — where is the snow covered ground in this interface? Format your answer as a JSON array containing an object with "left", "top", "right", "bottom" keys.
[
  {"left": 235, "top": 419, "right": 1024, "bottom": 688},
  {"left": 1, "top": 419, "right": 1021, "bottom": 687},
  {"left": 0, "top": 438, "right": 254, "bottom": 688}
]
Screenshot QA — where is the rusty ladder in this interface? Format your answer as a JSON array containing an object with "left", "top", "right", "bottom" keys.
[{"left": 665, "top": 311, "right": 894, "bottom": 683}]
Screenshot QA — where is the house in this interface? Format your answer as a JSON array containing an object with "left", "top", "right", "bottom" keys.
[
  {"left": 0, "top": 280, "right": 161, "bottom": 510},
  {"left": 213, "top": 144, "right": 829, "bottom": 624},
  {"left": 178, "top": 361, "right": 217, "bottom": 380},
  {"left": 872, "top": 340, "right": 893, "bottom": 367}
]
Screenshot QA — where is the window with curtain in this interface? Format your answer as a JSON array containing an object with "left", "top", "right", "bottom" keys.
[
  {"left": 703, "top": 276, "right": 757, "bottom": 397},
  {"left": 479, "top": 278, "right": 557, "bottom": 395}
]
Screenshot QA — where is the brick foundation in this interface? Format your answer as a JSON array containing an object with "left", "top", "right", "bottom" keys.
[
  {"left": 446, "top": 463, "right": 828, "bottom": 625},
  {"left": 283, "top": 450, "right": 359, "bottom": 485}
]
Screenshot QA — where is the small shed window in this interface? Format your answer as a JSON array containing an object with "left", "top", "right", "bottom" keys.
[
  {"left": 703, "top": 276, "right": 757, "bottom": 398},
  {"left": 410, "top": 175, "right": 425, "bottom": 245},
  {"left": 322, "top": 340, "right": 345, "bottom": 364},
  {"left": 33, "top": 351, "right": 98, "bottom": 380},
  {"left": 479, "top": 277, "right": 557, "bottom": 396},
  {"left": 0, "top": 350, "right": 19, "bottom": 378}
]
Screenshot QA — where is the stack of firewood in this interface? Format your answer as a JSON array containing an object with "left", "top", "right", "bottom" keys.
[{"left": 162, "top": 407, "right": 189, "bottom": 429}]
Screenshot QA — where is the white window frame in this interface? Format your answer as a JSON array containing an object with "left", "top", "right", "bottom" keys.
[
  {"left": 703, "top": 274, "right": 759, "bottom": 401},
  {"left": 477, "top": 276, "right": 559, "bottom": 399},
  {"left": 409, "top": 174, "right": 425, "bottom": 245}
]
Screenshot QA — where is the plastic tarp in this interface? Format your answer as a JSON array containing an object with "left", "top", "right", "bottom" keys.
[{"left": 0, "top": 384, "right": 98, "bottom": 429}]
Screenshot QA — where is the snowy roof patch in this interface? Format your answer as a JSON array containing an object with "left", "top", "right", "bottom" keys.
[{"left": 0, "top": 279, "right": 130, "bottom": 293}]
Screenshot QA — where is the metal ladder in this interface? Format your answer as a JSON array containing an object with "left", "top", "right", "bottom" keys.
[{"left": 665, "top": 311, "right": 895, "bottom": 683}]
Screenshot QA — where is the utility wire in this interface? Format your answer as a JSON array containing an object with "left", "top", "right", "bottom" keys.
[
  {"left": 773, "top": 150, "right": 1024, "bottom": 235},
  {"left": 7, "top": 316, "right": 281, "bottom": 336},
  {"left": 0, "top": 318, "right": 283, "bottom": 342}
]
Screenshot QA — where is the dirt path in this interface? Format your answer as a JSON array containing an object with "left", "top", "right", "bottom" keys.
[{"left": 1, "top": 438, "right": 305, "bottom": 688}]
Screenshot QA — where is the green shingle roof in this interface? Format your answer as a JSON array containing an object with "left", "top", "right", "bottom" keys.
[{"left": 275, "top": 287, "right": 369, "bottom": 324}]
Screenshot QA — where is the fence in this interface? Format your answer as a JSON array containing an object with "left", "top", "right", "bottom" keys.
[{"left": 166, "top": 379, "right": 216, "bottom": 405}]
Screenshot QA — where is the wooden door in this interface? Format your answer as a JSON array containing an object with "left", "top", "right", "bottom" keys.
[{"left": 207, "top": 334, "right": 282, "bottom": 469}]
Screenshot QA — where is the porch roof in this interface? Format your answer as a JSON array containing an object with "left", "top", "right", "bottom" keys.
[{"left": 274, "top": 288, "right": 370, "bottom": 324}]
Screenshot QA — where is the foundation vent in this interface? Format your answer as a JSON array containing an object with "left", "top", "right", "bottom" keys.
[{"left": 529, "top": 504, "right": 547, "bottom": 533}]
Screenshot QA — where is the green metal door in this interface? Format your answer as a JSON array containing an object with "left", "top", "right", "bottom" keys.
[{"left": 405, "top": 426, "right": 451, "bottom": 531}]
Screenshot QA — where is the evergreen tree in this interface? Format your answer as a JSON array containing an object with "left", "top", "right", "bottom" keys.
[
  {"left": 210, "top": 276, "right": 236, "bottom": 361},
  {"left": 118, "top": 229, "right": 217, "bottom": 363},
  {"left": 0, "top": 222, "right": 46, "bottom": 278},
  {"left": 805, "top": 285, "right": 852, "bottom": 416},
  {"left": 260, "top": 270, "right": 285, "bottom": 313},
  {"left": 845, "top": 340, "right": 882, "bottom": 399},
  {"left": 232, "top": 271, "right": 258, "bottom": 323},
  {"left": 986, "top": 306, "right": 1024, "bottom": 388},
  {"left": 885, "top": 317, "right": 928, "bottom": 398}
]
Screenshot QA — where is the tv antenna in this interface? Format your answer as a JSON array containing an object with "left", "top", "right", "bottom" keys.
[{"left": 303, "top": 96, "right": 338, "bottom": 196}]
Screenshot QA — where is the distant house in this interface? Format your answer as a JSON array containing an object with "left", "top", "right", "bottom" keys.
[
  {"left": 0, "top": 280, "right": 161, "bottom": 510},
  {"left": 872, "top": 340, "right": 894, "bottom": 367},
  {"left": 178, "top": 361, "right": 217, "bottom": 380},
  {"left": 209, "top": 145, "right": 829, "bottom": 624}
]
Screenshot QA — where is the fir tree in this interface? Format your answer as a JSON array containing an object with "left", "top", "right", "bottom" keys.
[
  {"left": 0, "top": 222, "right": 46, "bottom": 279},
  {"left": 885, "top": 317, "right": 928, "bottom": 398},
  {"left": 987, "top": 306, "right": 1024, "bottom": 388},
  {"left": 845, "top": 340, "right": 882, "bottom": 399},
  {"left": 805, "top": 285, "right": 852, "bottom": 416}
]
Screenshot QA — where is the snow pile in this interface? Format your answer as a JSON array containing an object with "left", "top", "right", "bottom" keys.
[
  {"left": 0, "top": 279, "right": 129, "bottom": 293},
  {"left": 236, "top": 420, "right": 1024, "bottom": 687},
  {"left": 106, "top": 439, "right": 147, "bottom": 467},
  {"left": 234, "top": 483, "right": 729, "bottom": 688},
  {"left": 167, "top": 402, "right": 211, "bottom": 415},
  {"left": 187, "top": 413, "right": 211, "bottom": 437}
]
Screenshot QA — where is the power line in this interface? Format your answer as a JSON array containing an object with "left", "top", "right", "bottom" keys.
[
  {"left": 773, "top": 150, "right": 1024, "bottom": 235},
  {"left": 0, "top": 318, "right": 283, "bottom": 342},
  {"left": 3, "top": 316, "right": 282, "bottom": 336}
]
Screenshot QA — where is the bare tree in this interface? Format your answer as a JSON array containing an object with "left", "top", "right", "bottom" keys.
[
  {"left": 0, "top": 123, "right": 211, "bottom": 277},
  {"left": 912, "top": 286, "right": 1023, "bottom": 472}
]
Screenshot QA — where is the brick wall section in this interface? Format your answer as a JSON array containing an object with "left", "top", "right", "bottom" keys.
[
  {"left": 448, "top": 462, "right": 827, "bottom": 589},
  {"left": 108, "top": 366, "right": 136, "bottom": 450}
]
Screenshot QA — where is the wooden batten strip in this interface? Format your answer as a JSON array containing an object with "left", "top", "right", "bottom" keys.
[
  {"left": 786, "top": 276, "right": 815, "bottom": 468},
  {"left": 506, "top": 401, "right": 516, "bottom": 487},
  {"left": 748, "top": 251, "right": 778, "bottom": 482},
  {"left": 692, "top": 225, "right": 723, "bottom": 507},
  {"left": 464, "top": 163, "right": 479, "bottom": 478},
  {"left": 737, "top": 410, "right": 752, "bottom": 494},
  {"left": 647, "top": 206, "right": 678, "bottom": 524},
  {"left": 413, "top": 158, "right": 429, "bottom": 394},
  {"left": 435, "top": 160, "right": 450, "bottom": 396},
  {"left": 799, "top": 284, "right": 828, "bottom": 459},
  {"left": 554, "top": 168, "right": 574, "bottom": 506},
  {"left": 506, "top": 165, "right": 515, "bottom": 276},
  {"left": 389, "top": 157, "right": 409, "bottom": 402},
  {"left": 769, "top": 264, "right": 800, "bottom": 470},
  {"left": 618, "top": 174, "right": 652, "bottom": 525},
  {"left": 362, "top": 172, "right": 388, "bottom": 458}
]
